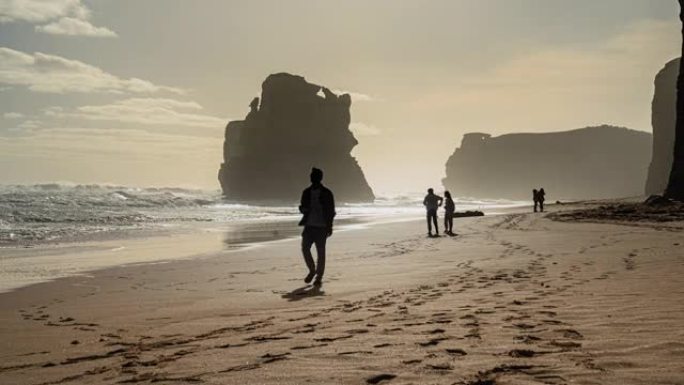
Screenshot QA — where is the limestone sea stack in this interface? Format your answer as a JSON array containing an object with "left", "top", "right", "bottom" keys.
[
  {"left": 218, "top": 73, "right": 375, "bottom": 203},
  {"left": 442, "top": 126, "right": 652, "bottom": 200},
  {"left": 645, "top": 58, "right": 679, "bottom": 196}
]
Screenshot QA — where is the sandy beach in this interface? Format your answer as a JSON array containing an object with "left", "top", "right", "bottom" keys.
[{"left": 1, "top": 205, "right": 683, "bottom": 385}]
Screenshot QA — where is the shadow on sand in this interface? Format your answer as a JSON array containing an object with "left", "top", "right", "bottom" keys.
[{"left": 281, "top": 285, "right": 325, "bottom": 302}]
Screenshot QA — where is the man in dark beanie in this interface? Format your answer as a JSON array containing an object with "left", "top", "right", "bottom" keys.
[{"left": 298, "top": 167, "right": 336, "bottom": 287}]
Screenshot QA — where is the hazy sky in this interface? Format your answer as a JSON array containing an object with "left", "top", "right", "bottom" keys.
[{"left": 0, "top": 0, "right": 680, "bottom": 194}]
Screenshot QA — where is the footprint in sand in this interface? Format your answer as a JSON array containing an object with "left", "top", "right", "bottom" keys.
[
  {"left": 373, "top": 342, "right": 400, "bottom": 348},
  {"left": 512, "top": 322, "right": 537, "bottom": 330},
  {"left": 314, "top": 335, "right": 353, "bottom": 342},
  {"left": 418, "top": 336, "right": 449, "bottom": 346},
  {"left": 515, "top": 335, "right": 542, "bottom": 344},
  {"left": 557, "top": 329, "right": 583, "bottom": 340},
  {"left": 537, "top": 310, "right": 557, "bottom": 317},
  {"left": 464, "top": 330, "right": 481, "bottom": 339},
  {"left": 290, "top": 343, "right": 327, "bottom": 350},
  {"left": 549, "top": 340, "right": 582, "bottom": 350},
  {"left": 445, "top": 348, "right": 468, "bottom": 356},
  {"left": 246, "top": 335, "right": 292, "bottom": 342},
  {"left": 427, "top": 362, "right": 453, "bottom": 371},
  {"left": 366, "top": 373, "right": 397, "bottom": 384},
  {"left": 383, "top": 327, "right": 403, "bottom": 333},
  {"left": 259, "top": 352, "right": 290, "bottom": 363},
  {"left": 402, "top": 359, "right": 422, "bottom": 365},
  {"left": 508, "top": 349, "right": 552, "bottom": 358}
]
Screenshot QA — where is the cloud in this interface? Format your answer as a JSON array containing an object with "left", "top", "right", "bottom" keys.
[
  {"left": 3, "top": 112, "right": 24, "bottom": 119},
  {"left": 350, "top": 122, "right": 381, "bottom": 136},
  {"left": 409, "top": 19, "right": 680, "bottom": 133},
  {"left": 17, "top": 119, "right": 41, "bottom": 129},
  {"left": 1, "top": 127, "right": 219, "bottom": 154},
  {"left": 0, "top": 0, "right": 116, "bottom": 38},
  {"left": 0, "top": 0, "right": 87, "bottom": 23},
  {"left": 0, "top": 126, "right": 223, "bottom": 188},
  {"left": 36, "top": 17, "right": 117, "bottom": 37},
  {"left": 471, "top": 21, "right": 676, "bottom": 90},
  {"left": 2, "top": 118, "right": 41, "bottom": 134},
  {"left": 0, "top": 127, "right": 223, "bottom": 189},
  {"left": 0, "top": 47, "right": 182, "bottom": 94},
  {"left": 45, "top": 97, "right": 227, "bottom": 129}
]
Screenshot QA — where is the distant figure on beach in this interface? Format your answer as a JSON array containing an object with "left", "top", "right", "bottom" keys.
[
  {"left": 443, "top": 191, "right": 456, "bottom": 236},
  {"left": 423, "top": 188, "right": 443, "bottom": 237},
  {"left": 533, "top": 189, "right": 539, "bottom": 212},
  {"left": 298, "top": 168, "right": 336, "bottom": 287},
  {"left": 538, "top": 188, "right": 546, "bottom": 212}
]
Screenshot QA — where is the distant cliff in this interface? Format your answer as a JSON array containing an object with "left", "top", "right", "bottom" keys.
[
  {"left": 218, "top": 73, "right": 375, "bottom": 203},
  {"left": 442, "top": 126, "right": 652, "bottom": 200},
  {"left": 645, "top": 58, "right": 679, "bottom": 196}
]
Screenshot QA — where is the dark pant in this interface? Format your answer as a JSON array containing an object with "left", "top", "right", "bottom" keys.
[
  {"left": 444, "top": 211, "right": 454, "bottom": 233},
  {"left": 534, "top": 201, "right": 538, "bottom": 212},
  {"left": 426, "top": 209, "right": 439, "bottom": 234},
  {"left": 539, "top": 200, "right": 544, "bottom": 212},
  {"left": 301, "top": 226, "right": 327, "bottom": 279}
]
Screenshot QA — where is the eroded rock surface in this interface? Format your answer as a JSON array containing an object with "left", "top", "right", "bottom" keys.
[
  {"left": 218, "top": 73, "right": 374, "bottom": 202},
  {"left": 442, "top": 126, "right": 651, "bottom": 200},
  {"left": 645, "top": 58, "right": 679, "bottom": 196}
]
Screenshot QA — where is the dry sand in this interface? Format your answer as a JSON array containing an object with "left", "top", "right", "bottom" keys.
[{"left": 1, "top": 205, "right": 683, "bottom": 385}]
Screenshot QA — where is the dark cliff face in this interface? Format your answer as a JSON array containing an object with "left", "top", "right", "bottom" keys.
[
  {"left": 218, "top": 73, "right": 375, "bottom": 203},
  {"left": 664, "top": 0, "right": 684, "bottom": 198},
  {"left": 442, "top": 126, "right": 652, "bottom": 200},
  {"left": 646, "top": 58, "right": 680, "bottom": 196}
]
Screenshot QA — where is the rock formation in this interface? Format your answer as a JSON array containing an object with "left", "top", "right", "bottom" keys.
[
  {"left": 442, "top": 126, "right": 652, "bottom": 200},
  {"left": 218, "top": 73, "right": 375, "bottom": 203},
  {"left": 645, "top": 58, "right": 679, "bottom": 195},
  {"left": 665, "top": 0, "right": 684, "bottom": 199}
]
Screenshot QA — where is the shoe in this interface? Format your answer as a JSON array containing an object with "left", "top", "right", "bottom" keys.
[
  {"left": 313, "top": 279, "right": 322, "bottom": 287},
  {"left": 428, "top": 232, "right": 433, "bottom": 237},
  {"left": 304, "top": 271, "right": 315, "bottom": 284}
]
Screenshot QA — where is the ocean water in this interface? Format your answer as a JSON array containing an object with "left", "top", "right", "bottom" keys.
[
  {"left": 0, "top": 184, "right": 525, "bottom": 292},
  {"left": 0, "top": 183, "right": 522, "bottom": 246}
]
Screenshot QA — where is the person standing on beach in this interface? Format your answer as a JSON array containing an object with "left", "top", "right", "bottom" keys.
[
  {"left": 538, "top": 188, "right": 546, "bottom": 212},
  {"left": 443, "top": 191, "right": 456, "bottom": 236},
  {"left": 298, "top": 168, "right": 336, "bottom": 287},
  {"left": 423, "top": 188, "right": 443, "bottom": 237},
  {"left": 533, "top": 189, "right": 539, "bottom": 212}
]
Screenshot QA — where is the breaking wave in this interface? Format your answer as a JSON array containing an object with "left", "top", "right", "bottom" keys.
[{"left": 0, "top": 184, "right": 522, "bottom": 245}]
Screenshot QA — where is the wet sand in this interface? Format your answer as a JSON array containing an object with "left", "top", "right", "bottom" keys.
[
  {"left": 0, "top": 216, "right": 368, "bottom": 293},
  {"left": 0, "top": 205, "right": 683, "bottom": 384}
]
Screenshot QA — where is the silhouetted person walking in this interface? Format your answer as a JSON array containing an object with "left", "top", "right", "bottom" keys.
[
  {"left": 423, "top": 188, "right": 443, "bottom": 237},
  {"left": 299, "top": 168, "right": 336, "bottom": 287},
  {"left": 538, "top": 188, "right": 546, "bottom": 212},
  {"left": 533, "top": 189, "right": 539, "bottom": 212},
  {"left": 444, "top": 191, "right": 455, "bottom": 236}
]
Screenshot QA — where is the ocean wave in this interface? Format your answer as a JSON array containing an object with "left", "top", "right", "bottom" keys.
[
  {"left": 0, "top": 184, "right": 221, "bottom": 244},
  {"left": 0, "top": 183, "right": 523, "bottom": 245}
]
